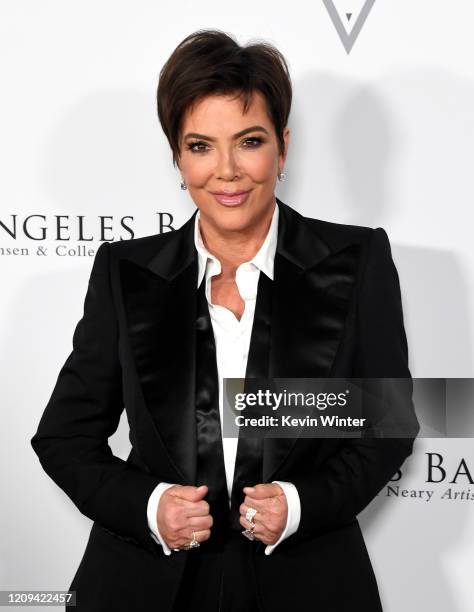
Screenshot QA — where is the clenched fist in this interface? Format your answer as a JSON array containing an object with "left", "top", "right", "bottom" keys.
[
  {"left": 156, "top": 484, "right": 214, "bottom": 550},
  {"left": 239, "top": 483, "right": 288, "bottom": 546}
]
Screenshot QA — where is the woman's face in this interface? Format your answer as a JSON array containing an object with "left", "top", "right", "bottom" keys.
[{"left": 177, "top": 90, "right": 289, "bottom": 234}]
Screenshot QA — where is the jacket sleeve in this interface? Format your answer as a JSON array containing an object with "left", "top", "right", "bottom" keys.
[
  {"left": 30, "top": 241, "right": 163, "bottom": 557},
  {"left": 287, "top": 227, "right": 420, "bottom": 543},
  {"left": 263, "top": 480, "right": 301, "bottom": 555},
  {"left": 147, "top": 482, "right": 176, "bottom": 555}
]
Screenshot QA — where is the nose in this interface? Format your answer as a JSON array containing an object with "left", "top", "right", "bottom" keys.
[{"left": 215, "top": 148, "right": 240, "bottom": 181}]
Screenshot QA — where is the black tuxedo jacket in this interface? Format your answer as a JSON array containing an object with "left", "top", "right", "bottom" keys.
[{"left": 31, "top": 197, "right": 419, "bottom": 611}]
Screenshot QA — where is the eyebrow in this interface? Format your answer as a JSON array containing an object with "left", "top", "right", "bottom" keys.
[{"left": 183, "top": 125, "right": 269, "bottom": 142}]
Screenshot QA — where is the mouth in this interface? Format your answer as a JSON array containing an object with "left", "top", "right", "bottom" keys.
[{"left": 210, "top": 190, "right": 251, "bottom": 206}]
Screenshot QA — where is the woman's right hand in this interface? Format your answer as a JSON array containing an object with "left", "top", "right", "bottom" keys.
[{"left": 156, "top": 484, "right": 213, "bottom": 549}]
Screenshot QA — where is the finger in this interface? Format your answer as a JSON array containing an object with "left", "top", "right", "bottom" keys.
[
  {"left": 239, "top": 515, "right": 268, "bottom": 542},
  {"left": 243, "top": 483, "right": 279, "bottom": 499},
  {"left": 239, "top": 503, "right": 268, "bottom": 523},
  {"left": 244, "top": 491, "right": 283, "bottom": 511},
  {"left": 240, "top": 506, "right": 272, "bottom": 533},
  {"left": 240, "top": 499, "right": 265, "bottom": 517},
  {"left": 239, "top": 515, "right": 280, "bottom": 547},
  {"left": 186, "top": 501, "right": 211, "bottom": 518},
  {"left": 176, "top": 527, "right": 211, "bottom": 548},
  {"left": 241, "top": 496, "right": 266, "bottom": 512},
  {"left": 240, "top": 501, "right": 284, "bottom": 531},
  {"left": 186, "top": 513, "right": 214, "bottom": 530},
  {"left": 173, "top": 497, "right": 211, "bottom": 517},
  {"left": 239, "top": 514, "right": 259, "bottom": 533},
  {"left": 170, "top": 484, "right": 208, "bottom": 502}
]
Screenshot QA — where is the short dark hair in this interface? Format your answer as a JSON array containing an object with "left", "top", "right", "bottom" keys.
[{"left": 157, "top": 29, "right": 292, "bottom": 167}]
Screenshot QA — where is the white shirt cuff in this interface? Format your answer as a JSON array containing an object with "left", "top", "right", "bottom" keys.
[
  {"left": 146, "top": 482, "right": 176, "bottom": 555},
  {"left": 264, "top": 480, "right": 301, "bottom": 555}
]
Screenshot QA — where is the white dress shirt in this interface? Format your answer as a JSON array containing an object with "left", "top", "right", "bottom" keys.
[{"left": 147, "top": 201, "right": 301, "bottom": 555}]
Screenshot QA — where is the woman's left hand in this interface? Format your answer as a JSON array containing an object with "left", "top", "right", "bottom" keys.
[{"left": 239, "top": 483, "right": 288, "bottom": 545}]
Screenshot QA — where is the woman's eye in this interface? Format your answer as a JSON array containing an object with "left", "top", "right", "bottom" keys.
[
  {"left": 187, "top": 141, "right": 208, "bottom": 153},
  {"left": 242, "top": 137, "right": 263, "bottom": 147}
]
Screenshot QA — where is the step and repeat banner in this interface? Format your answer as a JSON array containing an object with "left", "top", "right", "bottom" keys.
[{"left": 1, "top": 2, "right": 473, "bottom": 611}]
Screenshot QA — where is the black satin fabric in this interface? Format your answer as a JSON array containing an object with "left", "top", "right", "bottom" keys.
[
  {"left": 229, "top": 270, "right": 273, "bottom": 533},
  {"left": 194, "top": 277, "right": 230, "bottom": 550}
]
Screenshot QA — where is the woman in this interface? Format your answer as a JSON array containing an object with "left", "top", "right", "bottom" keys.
[{"left": 31, "top": 29, "right": 419, "bottom": 611}]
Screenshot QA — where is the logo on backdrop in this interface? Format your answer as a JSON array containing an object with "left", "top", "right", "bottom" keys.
[
  {"left": 323, "top": 0, "right": 376, "bottom": 54},
  {"left": 0, "top": 212, "right": 175, "bottom": 258},
  {"left": 380, "top": 452, "right": 474, "bottom": 504}
]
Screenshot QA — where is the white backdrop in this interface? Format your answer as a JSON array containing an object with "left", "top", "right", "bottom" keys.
[{"left": 1, "top": 2, "right": 473, "bottom": 610}]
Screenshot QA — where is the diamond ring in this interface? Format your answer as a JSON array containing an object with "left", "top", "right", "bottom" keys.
[
  {"left": 245, "top": 507, "right": 257, "bottom": 523},
  {"left": 242, "top": 507, "right": 258, "bottom": 541},
  {"left": 182, "top": 530, "right": 200, "bottom": 550}
]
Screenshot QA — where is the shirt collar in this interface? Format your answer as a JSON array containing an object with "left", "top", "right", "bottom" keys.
[{"left": 194, "top": 201, "right": 279, "bottom": 288}]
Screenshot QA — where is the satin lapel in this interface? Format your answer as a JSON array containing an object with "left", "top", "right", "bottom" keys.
[
  {"left": 119, "top": 211, "right": 198, "bottom": 485},
  {"left": 262, "top": 199, "right": 361, "bottom": 482}
]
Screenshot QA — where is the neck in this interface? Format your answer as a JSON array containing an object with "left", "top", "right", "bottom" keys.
[{"left": 198, "top": 198, "right": 276, "bottom": 279}]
